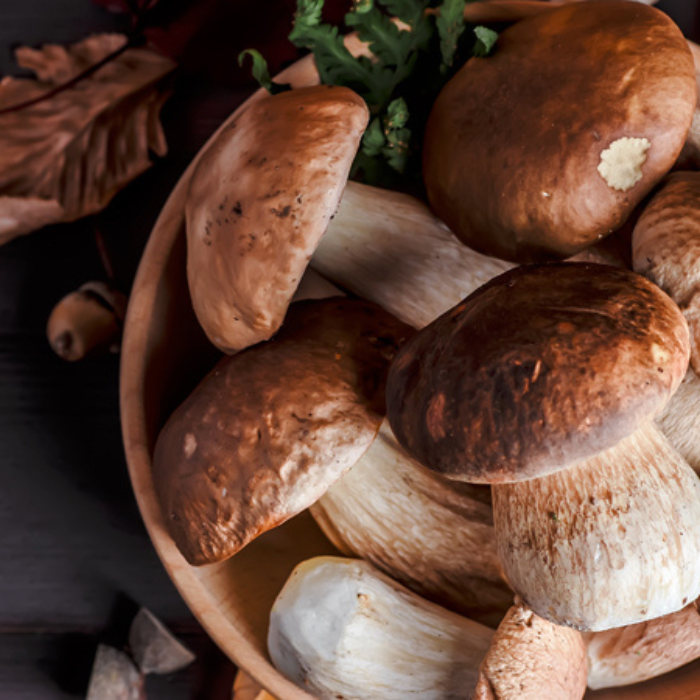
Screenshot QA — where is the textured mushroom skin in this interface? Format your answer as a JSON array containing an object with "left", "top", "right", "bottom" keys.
[
  {"left": 584, "top": 599, "right": 700, "bottom": 689},
  {"left": 423, "top": 2, "right": 696, "bottom": 263},
  {"left": 310, "top": 420, "right": 513, "bottom": 627},
  {"left": 153, "top": 298, "right": 412, "bottom": 565},
  {"left": 494, "top": 422, "right": 700, "bottom": 631},
  {"left": 387, "top": 263, "right": 689, "bottom": 483},
  {"left": 633, "top": 172, "right": 700, "bottom": 374},
  {"left": 186, "top": 85, "right": 369, "bottom": 353},
  {"left": 473, "top": 601, "right": 587, "bottom": 700}
]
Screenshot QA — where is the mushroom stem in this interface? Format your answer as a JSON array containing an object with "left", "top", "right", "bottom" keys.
[
  {"left": 314, "top": 180, "right": 631, "bottom": 330},
  {"left": 313, "top": 180, "right": 515, "bottom": 328},
  {"left": 473, "top": 600, "right": 587, "bottom": 700},
  {"left": 310, "top": 419, "right": 513, "bottom": 627},
  {"left": 656, "top": 368, "right": 700, "bottom": 474},
  {"left": 268, "top": 556, "right": 494, "bottom": 700},
  {"left": 493, "top": 421, "right": 700, "bottom": 631},
  {"left": 584, "top": 598, "right": 700, "bottom": 689}
]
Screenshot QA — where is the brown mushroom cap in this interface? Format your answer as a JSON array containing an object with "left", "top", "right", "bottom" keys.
[
  {"left": 387, "top": 263, "right": 689, "bottom": 483},
  {"left": 423, "top": 1, "right": 696, "bottom": 263},
  {"left": 153, "top": 298, "right": 412, "bottom": 565},
  {"left": 186, "top": 85, "right": 369, "bottom": 353}
]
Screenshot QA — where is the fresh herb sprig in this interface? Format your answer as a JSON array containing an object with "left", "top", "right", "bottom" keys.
[{"left": 240, "top": 1, "right": 498, "bottom": 191}]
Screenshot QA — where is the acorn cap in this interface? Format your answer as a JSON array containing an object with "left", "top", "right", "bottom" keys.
[
  {"left": 153, "top": 298, "right": 412, "bottom": 565},
  {"left": 185, "top": 85, "right": 369, "bottom": 353},
  {"left": 387, "top": 263, "right": 689, "bottom": 483},
  {"left": 423, "top": 1, "right": 696, "bottom": 262}
]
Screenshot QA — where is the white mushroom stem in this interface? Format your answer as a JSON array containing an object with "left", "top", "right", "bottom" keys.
[
  {"left": 584, "top": 599, "right": 700, "bottom": 689},
  {"left": 310, "top": 419, "right": 513, "bottom": 627},
  {"left": 314, "top": 180, "right": 632, "bottom": 330},
  {"left": 680, "top": 41, "right": 700, "bottom": 167},
  {"left": 314, "top": 181, "right": 514, "bottom": 327},
  {"left": 656, "top": 368, "right": 700, "bottom": 474},
  {"left": 493, "top": 421, "right": 700, "bottom": 631},
  {"left": 473, "top": 600, "right": 588, "bottom": 700},
  {"left": 268, "top": 556, "right": 494, "bottom": 700}
]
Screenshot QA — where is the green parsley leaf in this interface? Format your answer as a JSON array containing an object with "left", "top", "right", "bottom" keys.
[
  {"left": 473, "top": 25, "right": 499, "bottom": 58},
  {"left": 383, "top": 97, "right": 410, "bottom": 172},
  {"left": 238, "top": 49, "right": 291, "bottom": 95},
  {"left": 362, "top": 118, "right": 387, "bottom": 157},
  {"left": 436, "top": 0, "right": 466, "bottom": 72},
  {"left": 353, "top": 0, "right": 374, "bottom": 13}
]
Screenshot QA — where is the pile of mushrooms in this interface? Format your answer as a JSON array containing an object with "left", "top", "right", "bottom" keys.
[{"left": 150, "top": 1, "right": 700, "bottom": 697}]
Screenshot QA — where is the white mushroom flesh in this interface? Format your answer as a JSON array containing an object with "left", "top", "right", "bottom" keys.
[
  {"left": 313, "top": 180, "right": 515, "bottom": 329},
  {"left": 584, "top": 599, "right": 700, "bottom": 689},
  {"left": 656, "top": 369, "right": 700, "bottom": 474},
  {"left": 494, "top": 421, "right": 700, "bottom": 631},
  {"left": 268, "top": 556, "right": 494, "bottom": 700},
  {"left": 311, "top": 419, "right": 512, "bottom": 627}
]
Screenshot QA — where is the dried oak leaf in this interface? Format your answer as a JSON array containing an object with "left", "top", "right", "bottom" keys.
[{"left": 0, "top": 34, "right": 175, "bottom": 244}]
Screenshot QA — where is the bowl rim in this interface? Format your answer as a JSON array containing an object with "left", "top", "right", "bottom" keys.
[{"left": 119, "top": 49, "right": 328, "bottom": 700}]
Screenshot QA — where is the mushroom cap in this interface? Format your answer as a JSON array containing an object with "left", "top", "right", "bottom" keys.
[
  {"left": 632, "top": 171, "right": 700, "bottom": 374},
  {"left": 423, "top": 1, "right": 696, "bottom": 263},
  {"left": 185, "top": 85, "right": 369, "bottom": 353},
  {"left": 387, "top": 263, "right": 689, "bottom": 483},
  {"left": 154, "top": 298, "right": 412, "bottom": 565}
]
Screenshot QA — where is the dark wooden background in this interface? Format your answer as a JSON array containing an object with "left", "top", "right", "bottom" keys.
[{"left": 0, "top": 1, "right": 698, "bottom": 698}]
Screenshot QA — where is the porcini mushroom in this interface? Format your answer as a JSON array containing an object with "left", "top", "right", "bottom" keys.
[
  {"left": 185, "top": 85, "right": 369, "bottom": 353},
  {"left": 268, "top": 556, "right": 494, "bottom": 700},
  {"left": 153, "top": 297, "right": 411, "bottom": 564},
  {"left": 423, "top": 1, "right": 697, "bottom": 262},
  {"left": 310, "top": 419, "right": 513, "bottom": 627},
  {"left": 656, "top": 369, "right": 700, "bottom": 473},
  {"left": 632, "top": 172, "right": 700, "bottom": 372},
  {"left": 387, "top": 263, "right": 700, "bottom": 630},
  {"left": 631, "top": 172, "right": 700, "bottom": 470},
  {"left": 584, "top": 598, "right": 700, "bottom": 689},
  {"left": 473, "top": 599, "right": 587, "bottom": 700}
]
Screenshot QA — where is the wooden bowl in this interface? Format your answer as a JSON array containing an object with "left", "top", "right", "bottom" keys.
[{"left": 120, "top": 4, "right": 700, "bottom": 698}]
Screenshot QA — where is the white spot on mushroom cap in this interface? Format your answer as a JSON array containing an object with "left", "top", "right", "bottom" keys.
[
  {"left": 184, "top": 433, "right": 197, "bottom": 459},
  {"left": 598, "top": 137, "right": 650, "bottom": 192}
]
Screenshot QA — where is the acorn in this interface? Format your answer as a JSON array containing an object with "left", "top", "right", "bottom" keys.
[{"left": 46, "top": 281, "right": 128, "bottom": 361}]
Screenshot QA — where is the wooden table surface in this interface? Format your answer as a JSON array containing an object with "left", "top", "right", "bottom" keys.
[{"left": 0, "top": 0, "right": 698, "bottom": 698}]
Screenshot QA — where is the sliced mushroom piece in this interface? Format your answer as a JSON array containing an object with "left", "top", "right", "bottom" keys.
[
  {"left": 473, "top": 600, "right": 587, "bottom": 700},
  {"left": 153, "top": 298, "right": 412, "bottom": 565},
  {"left": 387, "top": 263, "right": 700, "bottom": 630},
  {"left": 423, "top": 1, "right": 696, "bottom": 262},
  {"left": 185, "top": 85, "right": 369, "bottom": 353},
  {"left": 310, "top": 419, "right": 513, "bottom": 627},
  {"left": 268, "top": 556, "right": 494, "bottom": 700},
  {"left": 584, "top": 598, "right": 700, "bottom": 689}
]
